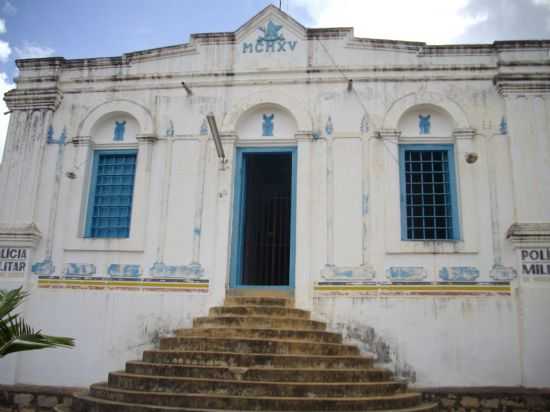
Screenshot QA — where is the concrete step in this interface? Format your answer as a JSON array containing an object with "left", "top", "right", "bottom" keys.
[
  {"left": 125, "top": 361, "right": 392, "bottom": 382},
  {"left": 193, "top": 315, "right": 326, "bottom": 331},
  {"left": 73, "top": 393, "right": 438, "bottom": 412},
  {"left": 158, "top": 336, "right": 359, "bottom": 356},
  {"left": 108, "top": 372, "right": 405, "bottom": 397},
  {"left": 225, "top": 289, "right": 293, "bottom": 300},
  {"left": 224, "top": 297, "right": 291, "bottom": 307},
  {"left": 142, "top": 350, "right": 375, "bottom": 369},
  {"left": 208, "top": 305, "right": 310, "bottom": 319},
  {"left": 89, "top": 384, "right": 424, "bottom": 410},
  {"left": 175, "top": 327, "right": 343, "bottom": 344}
]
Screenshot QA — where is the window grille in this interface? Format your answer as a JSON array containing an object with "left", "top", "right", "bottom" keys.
[
  {"left": 399, "top": 145, "right": 458, "bottom": 241},
  {"left": 85, "top": 150, "right": 137, "bottom": 238}
]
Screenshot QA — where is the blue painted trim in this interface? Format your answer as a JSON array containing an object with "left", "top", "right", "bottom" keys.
[
  {"left": 84, "top": 149, "right": 138, "bottom": 238},
  {"left": 229, "top": 147, "right": 297, "bottom": 290},
  {"left": 398, "top": 144, "right": 460, "bottom": 241}
]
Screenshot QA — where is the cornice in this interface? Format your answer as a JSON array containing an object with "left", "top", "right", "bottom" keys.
[
  {"left": 136, "top": 133, "right": 159, "bottom": 144},
  {"left": 377, "top": 129, "right": 401, "bottom": 140},
  {"left": 4, "top": 87, "right": 63, "bottom": 111},
  {"left": 453, "top": 128, "right": 476, "bottom": 140},
  {"left": 507, "top": 222, "right": 550, "bottom": 245},
  {"left": 70, "top": 136, "right": 92, "bottom": 146},
  {"left": 494, "top": 73, "right": 550, "bottom": 96},
  {"left": 0, "top": 223, "right": 42, "bottom": 248}
]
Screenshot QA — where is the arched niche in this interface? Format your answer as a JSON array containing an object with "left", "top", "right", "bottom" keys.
[
  {"left": 236, "top": 103, "right": 298, "bottom": 140},
  {"left": 222, "top": 90, "right": 312, "bottom": 133},
  {"left": 398, "top": 104, "right": 454, "bottom": 137},
  {"left": 383, "top": 92, "right": 469, "bottom": 131},
  {"left": 77, "top": 99, "right": 154, "bottom": 139},
  {"left": 90, "top": 111, "right": 140, "bottom": 144}
]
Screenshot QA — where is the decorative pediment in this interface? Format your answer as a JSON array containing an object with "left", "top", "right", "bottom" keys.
[{"left": 234, "top": 5, "right": 307, "bottom": 43}]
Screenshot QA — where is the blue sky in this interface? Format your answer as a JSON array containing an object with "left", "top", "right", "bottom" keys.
[{"left": 1, "top": 0, "right": 550, "bottom": 159}]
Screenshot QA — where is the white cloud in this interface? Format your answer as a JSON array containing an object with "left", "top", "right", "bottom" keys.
[
  {"left": 292, "top": 0, "right": 484, "bottom": 44},
  {"left": 14, "top": 42, "right": 54, "bottom": 59},
  {"left": 0, "top": 18, "right": 6, "bottom": 34},
  {"left": 0, "top": 40, "right": 11, "bottom": 62},
  {"left": 2, "top": 1, "right": 16, "bottom": 16},
  {"left": 0, "top": 72, "right": 14, "bottom": 163},
  {"left": 291, "top": 0, "right": 550, "bottom": 44}
]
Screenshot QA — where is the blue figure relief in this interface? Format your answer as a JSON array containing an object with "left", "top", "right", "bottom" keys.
[
  {"left": 500, "top": 117, "right": 508, "bottom": 135},
  {"left": 325, "top": 116, "right": 334, "bottom": 136},
  {"left": 360, "top": 114, "right": 369, "bottom": 134},
  {"left": 200, "top": 119, "right": 209, "bottom": 136},
  {"left": 47, "top": 126, "right": 66, "bottom": 145},
  {"left": 258, "top": 20, "right": 284, "bottom": 42},
  {"left": 166, "top": 120, "right": 174, "bottom": 137},
  {"left": 262, "top": 113, "right": 274, "bottom": 136},
  {"left": 418, "top": 114, "right": 431, "bottom": 135},
  {"left": 47, "top": 126, "right": 54, "bottom": 143},
  {"left": 113, "top": 120, "right": 126, "bottom": 141}
]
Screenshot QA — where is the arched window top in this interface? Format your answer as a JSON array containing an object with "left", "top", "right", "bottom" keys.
[
  {"left": 398, "top": 104, "right": 454, "bottom": 138},
  {"left": 236, "top": 103, "right": 298, "bottom": 140},
  {"left": 90, "top": 111, "right": 140, "bottom": 144}
]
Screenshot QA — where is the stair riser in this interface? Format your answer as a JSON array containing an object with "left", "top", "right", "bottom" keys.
[
  {"left": 176, "top": 328, "right": 342, "bottom": 343},
  {"left": 142, "top": 350, "right": 373, "bottom": 369},
  {"left": 72, "top": 398, "right": 150, "bottom": 412},
  {"left": 224, "top": 297, "right": 290, "bottom": 307},
  {"left": 126, "top": 363, "right": 390, "bottom": 382},
  {"left": 108, "top": 374, "right": 405, "bottom": 397},
  {"left": 159, "top": 337, "right": 359, "bottom": 356},
  {"left": 193, "top": 316, "right": 326, "bottom": 331},
  {"left": 74, "top": 395, "right": 437, "bottom": 412},
  {"left": 209, "top": 306, "right": 310, "bottom": 319},
  {"left": 90, "top": 386, "right": 422, "bottom": 411}
]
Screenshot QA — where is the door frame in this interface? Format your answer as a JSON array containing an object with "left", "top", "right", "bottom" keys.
[{"left": 229, "top": 146, "right": 297, "bottom": 290}]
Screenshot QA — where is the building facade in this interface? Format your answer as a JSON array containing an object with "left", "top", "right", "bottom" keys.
[{"left": 1, "top": 6, "right": 549, "bottom": 388}]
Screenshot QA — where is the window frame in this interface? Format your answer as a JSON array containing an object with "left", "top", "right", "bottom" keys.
[
  {"left": 84, "top": 149, "right": 138, "bottom": 239},
  {"left": 398, "top": 144, "right": 460, "bottom": 241}
]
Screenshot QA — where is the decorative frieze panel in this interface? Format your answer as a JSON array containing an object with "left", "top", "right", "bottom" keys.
[
  {"left": 320, "top": 264, "right": 375, "bottom": 283},
  {"left": 385, "top": 266, "right": 427, "bottom": 282},
  {"left": 64, "top": 263, "right": 96, "bottom": 277},
  {"left": 107, "top": 264, "right": 142, "bottom": 278},
  {"left": 438, "top": 266, "right": 480, "bottom": 282},
  {"left": 149, "top": 261, "right": 205, "bottom": 280}
]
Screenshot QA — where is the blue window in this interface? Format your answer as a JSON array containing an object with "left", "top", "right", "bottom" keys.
[
  {"left": 85, "top": 150, "right": 137, "bottom": 238},
  {"left": 399, "top": 144, "right": 459, "bottom": 241}
]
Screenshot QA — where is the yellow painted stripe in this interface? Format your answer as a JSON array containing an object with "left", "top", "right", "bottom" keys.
[
  {"left": 314, "top": 284, "right": 510, "bottom": 293},
  {"left": 38, "top": 279, "right": 209, "bottom": 289}
]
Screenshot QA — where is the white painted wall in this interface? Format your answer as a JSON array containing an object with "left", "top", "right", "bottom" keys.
[
  {"left": 313, "top": 295, "right": 521, "bottom": 387},
  {"left": 0, "top": 288, "right": 209, "bottom": 386},
  {"left": 512, "top": 277, "right": 550, "bottom": 387}
]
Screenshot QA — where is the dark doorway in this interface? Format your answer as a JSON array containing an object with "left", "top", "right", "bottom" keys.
[{"left": 240, "top": 152, "right": 292, "bottom": 286}]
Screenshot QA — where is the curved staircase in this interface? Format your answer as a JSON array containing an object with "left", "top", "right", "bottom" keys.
[{"left": 71, "top": 296, "right": 436, "bottom": 411}]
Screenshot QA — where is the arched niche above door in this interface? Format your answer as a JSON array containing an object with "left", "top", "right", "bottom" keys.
[{"left": 236, "top": 103, "right": 298, "bottom": 140}]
